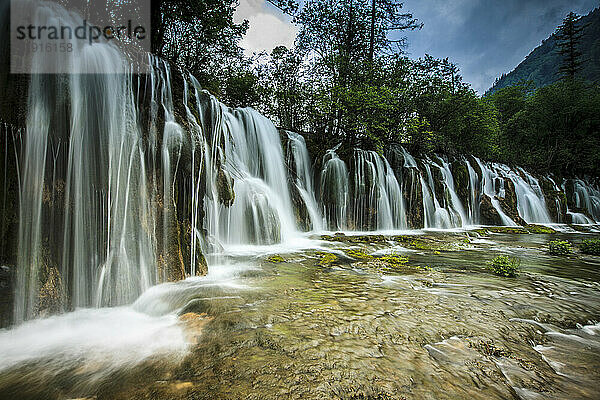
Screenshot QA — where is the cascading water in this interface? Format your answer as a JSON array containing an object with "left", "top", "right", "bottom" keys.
[
  {"left": 319, "top": 145, "right": 349, "bottom": 231},
  {"left": 565, "top": 178, "right": 600, "bottom": 223},
  {"left": 499, "top": 165, "right": 552, "bottom": 223},
  {"left": 474, "top": 157, "right": 517, "bottom": 226},
  {"left": 214, "top": 108, "right": 296, "bottom": 245},
  {"left": 6, "top": 0, "right": 600, "bottom": 330},
  {"left": 352, "top": 150, "right": 406, "bottom": 230},
  {"left": 435, "top": 156, "right": 468, "bottom": 226},
  {"left": 422, "top": 161, "right": 453, "bottom": 228},
  {"left": 465, "top": 158, "right": 481, "bottom": 224},
  {"left": 286, "top": 131, "right": 323, "bottom": 231},
  {"left": 15, "top": 3, "right": 156, "bottom": 322}
]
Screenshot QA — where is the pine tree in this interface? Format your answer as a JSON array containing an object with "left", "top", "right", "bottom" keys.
[{"left": 555, "top": 12, "right": 584, "bottom": 80}]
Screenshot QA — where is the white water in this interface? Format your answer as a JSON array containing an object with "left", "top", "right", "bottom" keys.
[
  {"left": 352, "top": 150, "right": 406, "bottom": 230},
  {"left": 319, "top": 145, "right": 349, "bottom": 230},
  {"left": 286, "top": 131, "right": 323, "bottom": 231}
]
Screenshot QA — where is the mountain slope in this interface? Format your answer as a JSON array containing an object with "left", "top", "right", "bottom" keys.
[{"left": 486, "top": 7, "right": 600, "bottom": 94}]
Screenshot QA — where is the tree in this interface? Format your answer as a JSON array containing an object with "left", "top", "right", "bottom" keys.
[
  {"left": 556, "top": 12, "right": 584, "bottom": 80},
  {"left": 150, "top": 0, "right": 248, "bottom": 94}
]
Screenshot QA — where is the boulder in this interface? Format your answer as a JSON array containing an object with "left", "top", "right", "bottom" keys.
[
  {"left": 451, "top": 161, "right": 470, "bottom": 206},
  {"left": 403, "top": 168, "right": 424, "bottom": 229},
  {"left": 216, "top": 169, "right": 235, "bottom": 207},
  {"left": 480, "top": 195, "right": 503, "bottom": 226},
  {"left": 498, "top": 179, "right": 526, "bottom": 226}
]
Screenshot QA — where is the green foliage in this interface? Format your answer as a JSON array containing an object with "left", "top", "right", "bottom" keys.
[
  {"left": 489, "top": 255, "right": 520, "bottom": 277},
  {"left": 548, "top": 240, "right": 573, "bottom": 255},
  {"left": 151, "top": 0, "right": 248, "bottom": 95},
  {"left": 491, "top": 79, "right": 600, "bottom": 176},
  {"left": 580, "top": 239, "right": 600, "bottom": 255},
  {"left": 224, "top": 71, "right": 262, "bottom": 108}
]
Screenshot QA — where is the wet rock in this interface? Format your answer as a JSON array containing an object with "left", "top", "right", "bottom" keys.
[
  {"left": 539, "top": 177, "right": 567, "bottom": 223},
  {"left": 179, "top": 312, "right": 214, "bottom": 344},
  {"left": 479, "top": 195, "right": 503, "bottom": 226},
  {"left": 289, "top": 181, "right": 311, "bottom": 231},
  {"left": 403, "top": 168, "right": 424, "bottom": 229},
  {"left": 216, "top": 168, "right": 235, "bottom": 207},
  {"left": 451, "top": 161, "right": 470, "bottom": 206},
  {"left": 431, "top": 166, "right": 446, "bottom": 205},
  {"left": 498, "top": 179, "right": 526, "bottom": 225},
  {"left": 0, "top": 265, "right": 12, "bottom": 327},
  {"left": 36, "top": 266, "right": 63, "bottom": 318}
]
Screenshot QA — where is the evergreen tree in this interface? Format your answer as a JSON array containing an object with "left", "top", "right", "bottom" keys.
[{"left": 556, "top": 12, "right": 584, "bottom": 80}]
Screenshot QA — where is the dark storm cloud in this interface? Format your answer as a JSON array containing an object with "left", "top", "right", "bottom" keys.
[{"left": 399, "top": 0, "right": 598, "bottom": 93}]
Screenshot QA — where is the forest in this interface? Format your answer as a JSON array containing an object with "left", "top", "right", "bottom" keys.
[{"left": 152, "top": 0, "right": 600, "bottom": 177}]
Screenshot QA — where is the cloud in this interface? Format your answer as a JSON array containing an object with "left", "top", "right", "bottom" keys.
[
  {"left": 401, "top": 0, "right": 598, "bottom": 93},
  {"left": 234, "top": 0, "right": 298, "bottom": 55}
]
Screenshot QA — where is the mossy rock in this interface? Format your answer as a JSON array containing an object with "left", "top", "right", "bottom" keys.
[
  {"left": 344, "top": 249, "right": 373, "bottom": 260},
  {"left": 474, "top": 227, "right": 529, "bottom": 235},
  {"left": 320, "top": 234, "right": 386, "bottom": 244},
  {"left": 317, "top": 252, "right": 338, "bottom": 267},
  {"left": 525, "top": 224, "right": 556, "bottom": 234},
  {"left": 266, "top": 255, "right": 285, "bottom": 263},
  {"left": 392, "top": 235, "right": 464, "bottom": 252}
]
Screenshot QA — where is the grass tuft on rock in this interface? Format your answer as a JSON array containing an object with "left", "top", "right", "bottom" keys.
[
  {"left": 580, "top": 239, "right": 600, "bottom": 255},
  {"left": 489, "top": 255, "right": 520, "bottom": 277},
  {"left": 548, "top": 240, "right": 572, "bottom": 256}
]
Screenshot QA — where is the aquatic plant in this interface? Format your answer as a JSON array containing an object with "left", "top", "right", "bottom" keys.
[
  {"left": 580, "top": 239, "right": 600, "bottom": 255},
  {"left": 489, "top": 255, "right": 520, "bottom": 277},
  {"left": 548, "top": 240, "right": 572, "bottom": 256}
]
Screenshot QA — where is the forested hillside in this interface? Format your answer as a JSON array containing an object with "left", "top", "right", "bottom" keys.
[{"left": 487, "top": 7, "right": 600, "bottom": 94}]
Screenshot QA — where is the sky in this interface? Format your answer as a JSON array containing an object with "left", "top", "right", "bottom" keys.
[{"left": 234, "top": 0, "right": 599, "bottom": 93}]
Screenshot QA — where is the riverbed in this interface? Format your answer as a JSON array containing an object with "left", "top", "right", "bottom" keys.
[{"left": 1, "top": 226, "right": 600, "bottom": 400}]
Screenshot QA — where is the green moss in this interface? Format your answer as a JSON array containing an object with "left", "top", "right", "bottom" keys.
[
  {"left": 481, "top": 227, "right": 529, "bottom": 234},
  {"left": 580, "top": 239, "right": 600, "bottom": 255},
  {"left": 321, "top": 234, "right": 386, "bottom": 244},
  {"left": 266, "top": 255, "right": 285, "bottom": 263},
  {"left": 526, "top": 224, "right": 557, "bottom": 234},
  {"left": 358, "top": 253, "right": 410, "bottom": 274},
  {"left": 345, "top": 249, "right": 373, "bottom": 260},
  {"left": 489, "top": 255, "right": 520, "bottom": 277},
  {"left": 317, "top": 252, "right": 338, "bottom": 266},
  {"left": 378, "top": 253, "right": 408, "bottom": 266},
  {"left": 548, "top": 240, "right": 572, "bottom": 256}
]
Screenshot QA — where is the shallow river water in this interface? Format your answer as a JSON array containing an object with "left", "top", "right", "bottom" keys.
[{"left": 1, "top": 226, "right": 600, "bottom": 400}]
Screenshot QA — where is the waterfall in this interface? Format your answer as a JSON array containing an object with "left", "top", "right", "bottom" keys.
[
  {"left": 9, "top": 0, "right": 600, "bottom": 328},
  {"left": 436, "top": 157, "right": 468, "bottom": 226},
  {"left": 319, "top": 146, "right": 349, "bottom": 230},
  {"left": 474, "top": 158, "right": 517, "bottom": 226},
  {"left": 498, "top": 165, "right": 551, "bottom": 223},
  {"left": 465, "top": 158, "right": 481, "bottom": 224},
  {"left": 566, "top": 178, "right": 600, "bottom": 223},
  {"left": 352, "top": 150, "right": 406, "bottom": 230},
  {"left": 15, "top": 3, "right": 156, "bottom": 322},
  {"left": 215, "top": 109, "right": 296, "bottom": 244},
  {"left": 286, "top": 131, "right": 323, "bottom": 231},
  {"left": 423, "top": 162, "right": 453, "bottom": 228}
]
